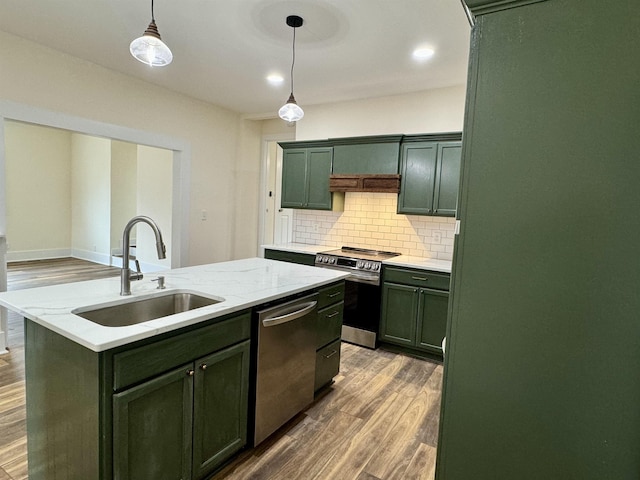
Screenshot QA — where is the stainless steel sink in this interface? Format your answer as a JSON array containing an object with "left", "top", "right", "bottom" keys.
[{"left": 73, "top": 291, "right": 223, "bottom": 327}]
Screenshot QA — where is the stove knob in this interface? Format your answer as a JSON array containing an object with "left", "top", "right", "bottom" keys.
[
  {"left": 323, "top": 256, "right": 329, "bottom": 263},
  {"left": 330, "top": 257, "right": 336, "bottom": 264},
  {"left": 357, "top": 260, "right": 364, "bottom": 269},
  {"left": 374, "top": 263, "right": 380, "bottom": 271},
  {"left": 366, "top": 262, "right": 372, "bottom": 269}
]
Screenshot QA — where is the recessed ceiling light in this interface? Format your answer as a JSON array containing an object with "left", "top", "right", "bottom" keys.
[
  {"left": 267, "top": 74, "right": 284, "bottom": 86},
  {"left": 412, "top": 47, "right": 435, "bottom": 61}
]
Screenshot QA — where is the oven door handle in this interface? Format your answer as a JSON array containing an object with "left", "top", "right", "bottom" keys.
[{"left": 261, "top": 301, "right": 318, "bottom": 327}]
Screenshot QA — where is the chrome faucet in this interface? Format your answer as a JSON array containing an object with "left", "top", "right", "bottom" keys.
[{"left": 120, "top": 216, "right": 167, "bottom": 296}]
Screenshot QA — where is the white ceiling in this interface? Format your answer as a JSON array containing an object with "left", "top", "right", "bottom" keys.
[{"left": 0, "top": 0, "right": 471, "bottom": 117}]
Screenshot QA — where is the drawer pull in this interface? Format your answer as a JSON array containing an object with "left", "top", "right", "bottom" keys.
[
  {"left": 326, "top": 311, "right": 340, "bottom": 318},
  {"left": 324, "top": 349, "right": 338, "bottom": 359},
  {"left": 328, "top": 291, "right": 342, "bottom": 298},
  {"left": 411, "top": 276, "right": 428, "bottom": 281}
]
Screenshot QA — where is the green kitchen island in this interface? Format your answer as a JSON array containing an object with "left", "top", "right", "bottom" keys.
[{"left": 0, "top": 258, "right": 347, "bottom": 480}]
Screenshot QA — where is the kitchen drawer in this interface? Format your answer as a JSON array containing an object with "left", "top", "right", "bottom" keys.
[
  {"left": 383, "top": 267, "right": 450, "bottom": 291},
  {"left": 314, "top": 338, "right": 341, "bottom": 392},
  {"left": 113, "top": 310, "right": 251, "bottom": 391},
  {"left": 264, "top": 249, "right": 315, "bottom": 266},
  {"left": 316, "top": 301, "right": 344, "bottom": 349},
  {"left": 317, "top": 281, "right": 345, "bottom": 309}
]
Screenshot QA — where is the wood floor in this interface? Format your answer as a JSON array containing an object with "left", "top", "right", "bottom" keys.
[{"left": 0, "top": 258, "right": 443, "bottom": 480}]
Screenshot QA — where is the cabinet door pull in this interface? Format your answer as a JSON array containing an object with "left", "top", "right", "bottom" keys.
[
  {"left": 326, "top": 311, "right": 340, "bottom": 318},
  {"left": 412, "top": 276, "right": 428, "bottom": 281},
  {"left": 186, "top": 369, "right": 195, "bottom": 376},
  {"left": 324, "top": 349, "right": 338, "bottom": 359},
  {"left": 200, "top": 363, "right": 207, "bottom": 370}
]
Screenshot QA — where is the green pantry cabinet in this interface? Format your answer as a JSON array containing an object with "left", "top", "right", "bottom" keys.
[
  {"left": 437, "top": 1, "right": 640, "bottom": 479},
  {"left": 379, "top": 266, "right": 450, "bottom": 356},
  {"left": 25, "top": 310, "right": 251, "bottom": 480},
  {"left": 398, "top": 134, "right": 462, "bottom": 216}
]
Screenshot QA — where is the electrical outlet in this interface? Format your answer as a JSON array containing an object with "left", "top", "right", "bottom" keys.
[
  {"left": 201, "top": 210, "right": 207, "bottom": 221},
  {"left": 313, "top": 223, "right": 320, "bottom": 233},
  {"left": 433, "top": 232, "right": 442, "bottom": 243}
]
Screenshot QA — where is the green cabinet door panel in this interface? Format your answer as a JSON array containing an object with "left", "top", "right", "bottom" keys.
[
  {"left": 433, "top": 142, "right": 462, "bottom": 216},
  {"left": 332, "top": 142, "right": 400, "bottom": 174},
  {"left": 113, "top": 365, "right": 194, "bottom": 480},
  {"left": 281, "top": 149, "right": 307, "bottom": 208},
  {"left": 416, "top": 288, "right": 449, "bottom": 353},
  {"left": 398, "top": 142, "right": 438, "bottom": 215},
  {"left": 305, "top": 148, "right": 333, "bottom": 209},
  {"left": 281, "top": 147, "right": 332, "bottom": 210},
  {"left": 379, "top": 282, "right": 419, "bottom": 346},
  {"left": 192, "top": 340, "right": 250, "bottom": 478}
]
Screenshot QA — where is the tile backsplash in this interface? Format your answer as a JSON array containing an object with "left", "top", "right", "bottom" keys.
[{"left": 292, "top": 192, "right": 455, "bottom": 260}]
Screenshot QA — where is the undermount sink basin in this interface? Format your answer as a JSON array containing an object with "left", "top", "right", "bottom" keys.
[{"left": 72, "top": 291, "right": 223, "bottom": 327}]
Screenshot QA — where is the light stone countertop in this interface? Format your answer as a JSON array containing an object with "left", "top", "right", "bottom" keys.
[
  {"left": 261, "top": 243, "right": 336, "bottom": 255},
  {"left": 383, "top": 255, "right": 452, "bottom": 273},
  {"left": 0, "top": 257, "right": 348, "bottom": 352}
]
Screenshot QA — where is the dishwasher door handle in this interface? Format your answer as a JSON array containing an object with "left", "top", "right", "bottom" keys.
[{"left": 261, "top": 301, "right": 318, "bottom": 327}]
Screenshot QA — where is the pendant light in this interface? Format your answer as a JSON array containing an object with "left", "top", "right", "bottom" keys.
[
  {"left": 278, "top": 15, "right": 304, "bottom": 122},
  {"left": 130, "top": 0, "right": 173, "bottom": 67}
]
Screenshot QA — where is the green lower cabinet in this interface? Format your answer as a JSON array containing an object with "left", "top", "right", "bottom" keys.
[
  {"left": 379, "top": 268, "right": 450, "bottom": 356},
  {"left": 416, "top": 289, "right": 449, "bottom": 352},
  {"left": 113, "top": 365, "right": 194, "bottom": 480},
  {"left": 264, "top": 249, "right": 315, "bottom": 266},
  {"left": 314, "top": 282, "right": 345, "bottom": 392},
  {"left": 24, "top": 311, "right": 251, "bottom": 480},
  {"left": 113, "top": 340, "right": 250, "bottom": 480},
  {"left": 380, "top": 282, "right": 419, "bottom": 347},
  {"left": 192, "top": 341, "right": 250, "bottom": 478}
]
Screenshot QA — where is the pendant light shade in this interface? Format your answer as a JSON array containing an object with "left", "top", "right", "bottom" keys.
[
  {"left": 279, "top": 93, "right": 304, "bottom": 122},
  {"left": 130, "top": 0, "right": 173, "bottom": 67},
  {"left": 279, "top": 15, "right": 304, "bottom": 122}
]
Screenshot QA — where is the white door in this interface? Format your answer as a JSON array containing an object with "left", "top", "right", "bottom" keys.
[{"left": 260, "top": 139, "right": 293, "bottom": 252}]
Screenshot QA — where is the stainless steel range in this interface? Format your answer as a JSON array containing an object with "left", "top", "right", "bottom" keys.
[{"left": 315, "top": 246, "right": 400, "bottom": 348}]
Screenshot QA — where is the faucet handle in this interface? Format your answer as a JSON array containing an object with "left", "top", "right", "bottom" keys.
[
  {"left": 134, "top": 259, "right": 142, "bottom": 273},
  {"left": 152, "top": 276, "right": 166, "bottom": 289}
]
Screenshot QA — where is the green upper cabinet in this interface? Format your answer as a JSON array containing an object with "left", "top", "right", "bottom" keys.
[
  {"left": 433, "top": 142, "right": 463, "bottom": 216},
  {"left": 398, "top": 142, "right": 438, "bottom": 215},
  {"left": 398, "top": 134, "right": 462, "bottom": 216},
  {"left": 280, "top": 144, "right": 333, "bottom": 210},
  {"left": 332, "top": 135, "right": 402, "bottom": 174}
]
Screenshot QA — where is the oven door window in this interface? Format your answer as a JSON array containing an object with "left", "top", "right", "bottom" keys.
[{"left": 343, "top": 280, "right": 382, "bottom": 333}]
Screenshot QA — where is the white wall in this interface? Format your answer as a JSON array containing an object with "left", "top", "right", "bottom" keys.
[
  {"left": 295, "top": 85, "right": 467, "bottom": 140},
  {"left": 110, "top": 140, "right": 137, "bottom": 255},
  {"left": 71, "top": 133, "right": 111, "bottom": 263},
  {"left": 0, "top": 29, "right": 260, "bottom": 266},
  {"left": 4, "top": 121, "right": 72, "bottom": 259},
  {"left": 136, "top": 145, "right": 173, "bottom": 271}
]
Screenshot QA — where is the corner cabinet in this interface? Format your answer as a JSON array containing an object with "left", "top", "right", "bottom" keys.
[
  {"left": 25, "top": 310, "right": 251, "bottom": 480},
  {"left": 379, "top": 266, "right": 450, "bottom": 356},
  {"left": 398, "top": 134, "right": 462, "bottom": 217},
  {"left": 280, "top": 143, "right": 334, "bottom": 210}
]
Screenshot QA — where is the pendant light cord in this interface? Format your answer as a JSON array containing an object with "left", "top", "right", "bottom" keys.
[
  {"left": 290, "top": 26, "right": 296, "bottom": 95},
  {"left": 151, "top": 0, "right": 156, "bottom": 21}
]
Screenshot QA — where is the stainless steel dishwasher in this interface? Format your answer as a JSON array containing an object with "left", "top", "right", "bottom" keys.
[{"left": 254, "top": 292, "right": 318, "bottom": 445}]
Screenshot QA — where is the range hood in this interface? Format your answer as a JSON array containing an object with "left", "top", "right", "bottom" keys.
[{"left": 329, "top": 174, "right": 400, "bottom": 193}]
